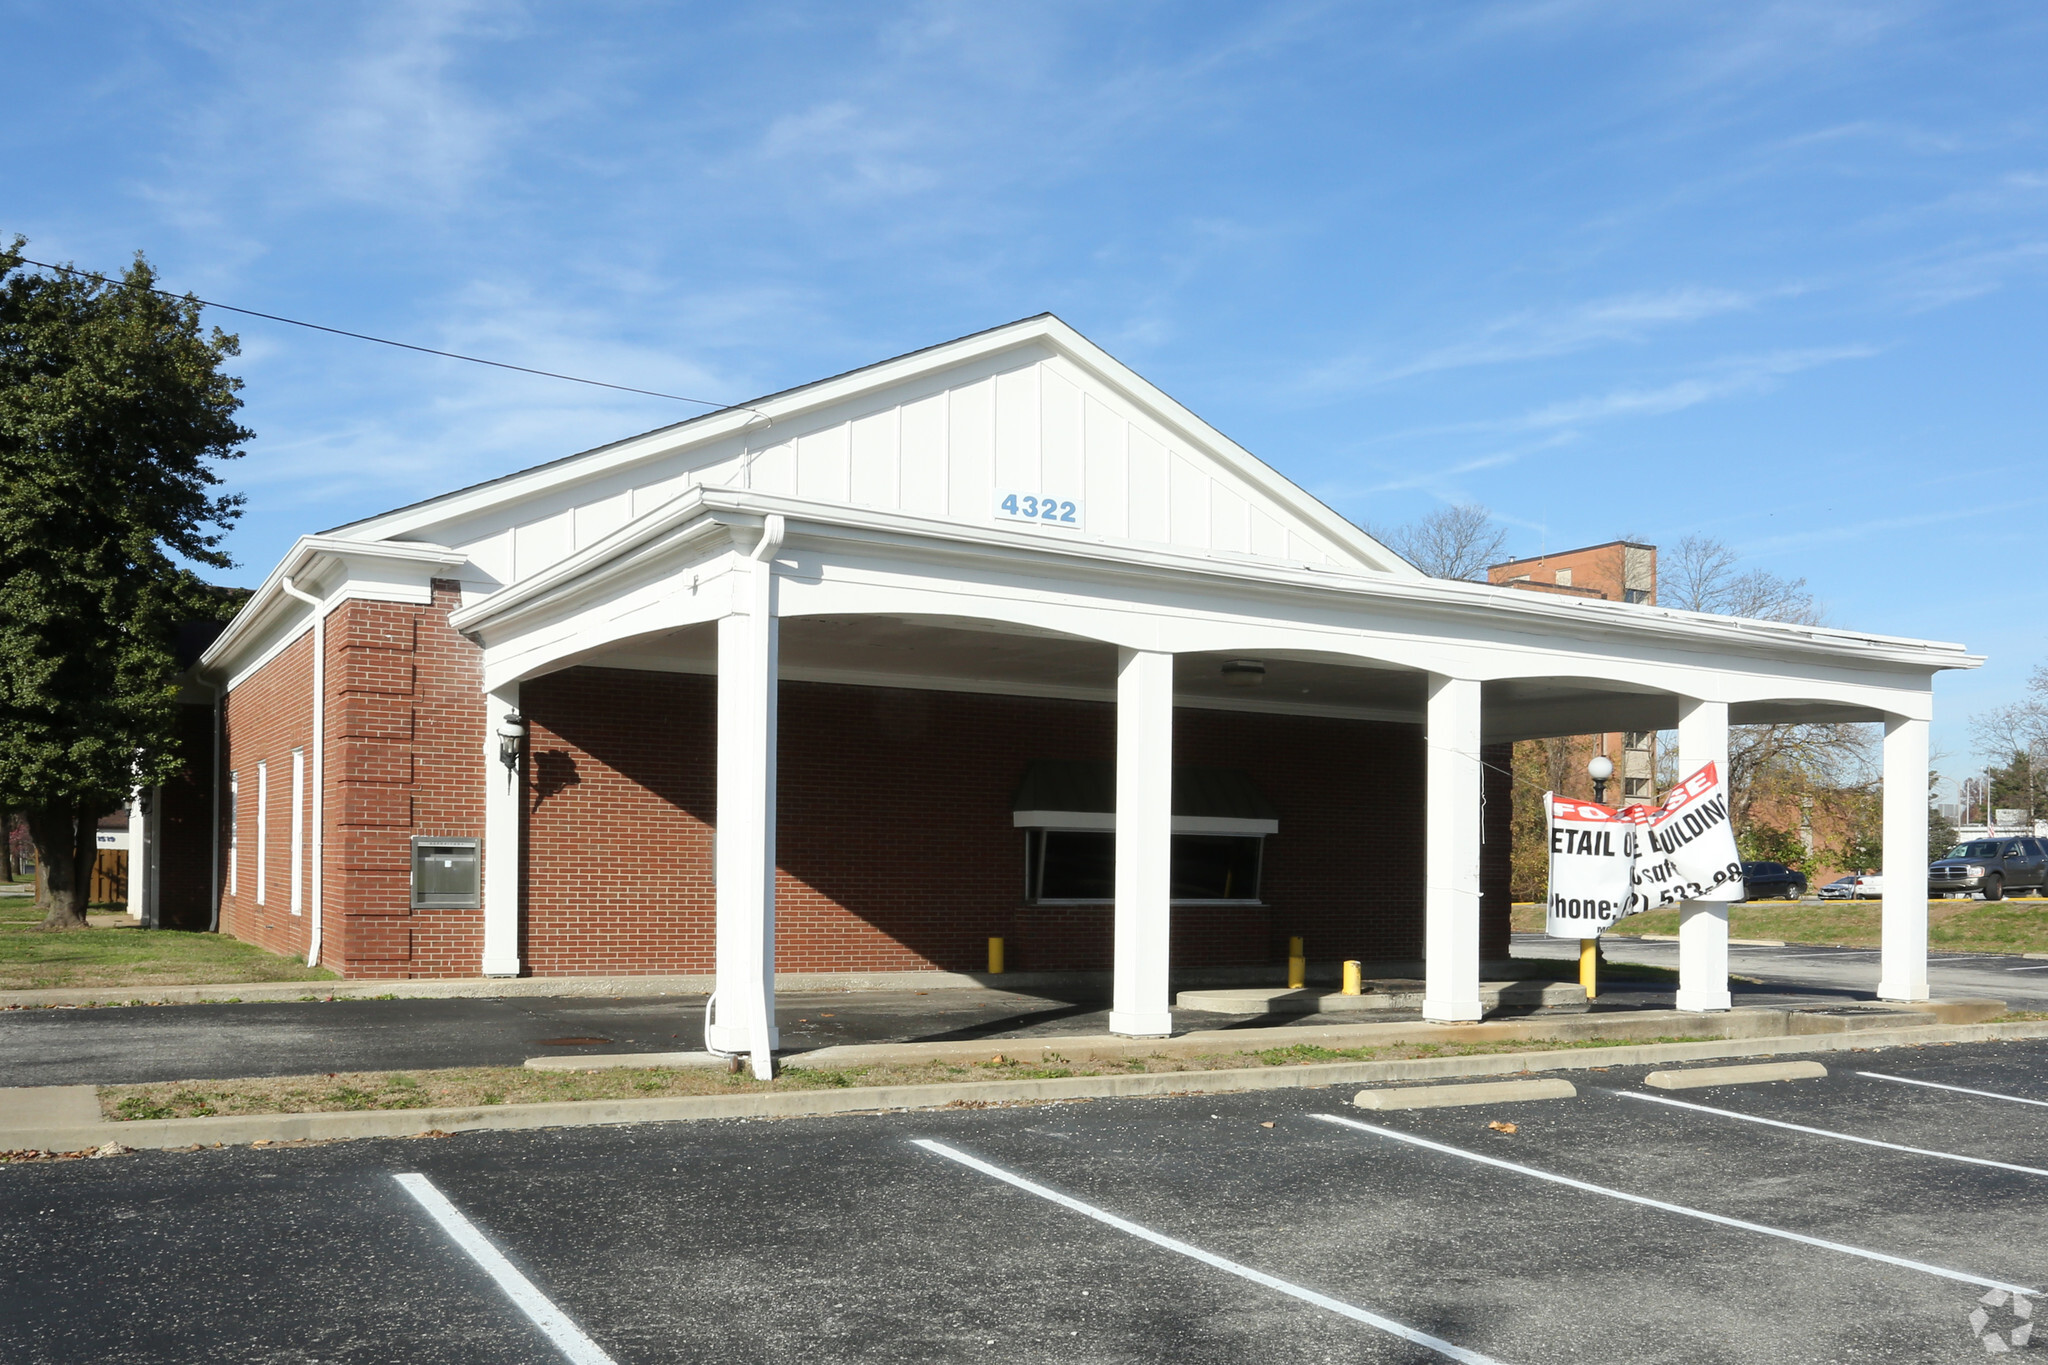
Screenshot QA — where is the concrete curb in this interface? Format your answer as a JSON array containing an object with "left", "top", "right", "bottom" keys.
[
  {"left": 14, "top": 1017, "right": 2048, "bottom": 1154},
  {"left": 1352, "top": 1078, "right": 1577, "bottom": 1110},
  {"left": 1643, "top": 1060, "right": 1828, "bottom": 1089}
]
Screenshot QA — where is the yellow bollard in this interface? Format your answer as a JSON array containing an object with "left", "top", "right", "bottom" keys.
[
  {"left": 988, "top": 936, "right": 1005, "bottom": 975},
  {"left": 1579, "top": 938, "right": 1597, "bottom": 1000},
  {"left": 1288, "top": 935, "right": 1306, "bottom": 990},
  {"left": 1342, "top": 960, "right": 1362, "bottom": 996}
]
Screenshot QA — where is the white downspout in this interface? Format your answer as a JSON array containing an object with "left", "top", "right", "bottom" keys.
[
  {"left": 743, "top": 513, "right": 785, "bottom": 1081},
  {"left": 278, "top": 577, "right": 326, "bottom": 969}
]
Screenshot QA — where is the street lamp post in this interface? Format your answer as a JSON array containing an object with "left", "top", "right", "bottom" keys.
[{"left": 1581, "top": 753, "right": 1616, "bottom": 1000}]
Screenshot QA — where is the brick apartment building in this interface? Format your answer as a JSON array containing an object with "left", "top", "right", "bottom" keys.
[
  {"left": 139, "top": 315, "right": 1969, "bottom": 1068},
  {"left": 1488, "top": 541, "right": 1659, "bottom": 804}
]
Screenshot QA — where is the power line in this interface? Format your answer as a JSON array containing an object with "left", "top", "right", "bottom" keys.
[{"left": 7, "top": 253, "right": 760, "bottom": 417}]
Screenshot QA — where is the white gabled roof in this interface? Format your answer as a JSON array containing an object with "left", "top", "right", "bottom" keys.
[{"left": 327, "top": 314, "right": 1420, "bottom": 591}]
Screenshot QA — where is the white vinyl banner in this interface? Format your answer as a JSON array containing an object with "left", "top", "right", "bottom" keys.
[
  {"left": 1544, "top": 794, "right": 1639, "bottom": 937},
  {"left": 1631, "top": 761, "right": 1745, "bottom": 910},
  {"left": 1545, "top": 761, "right": 1744, "bottom": 939}
]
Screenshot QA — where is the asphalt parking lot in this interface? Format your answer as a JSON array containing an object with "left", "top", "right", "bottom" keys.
[{"left": 8, "top": 1037, "right": 2048, "bottom": 1363}]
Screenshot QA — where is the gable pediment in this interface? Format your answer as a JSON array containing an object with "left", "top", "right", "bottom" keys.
[{"left": 342, "top": 317, "right": 1415, "bottom": 590}]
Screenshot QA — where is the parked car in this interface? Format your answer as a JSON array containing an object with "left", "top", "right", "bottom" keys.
[
  {"left": 1818, "top": 875, "right": 1860, "bottom": 900},
  {"left": 1737, "top": 861, "right": 1808, "bottom": 900},
  {"left": 1929, "top": 838, "right": 2048, "bottom": 901}
]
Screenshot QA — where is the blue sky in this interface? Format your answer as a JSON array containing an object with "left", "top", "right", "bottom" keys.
[{"left": 9, "top": 1, "right": 2046, "bottom": 787}]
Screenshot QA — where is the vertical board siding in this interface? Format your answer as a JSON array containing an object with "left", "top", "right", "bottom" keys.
[
  {"left": 848, "top": 408, "right": 899, "bottom": 508},
  {"left": 899, "top": 391, "right": 949, "bottom": 517},
  {"left": 946, "top": 377, "right": 993, "bottom": 522},
  {"left": 796, "top": 423, "right": 852, "bottom": 504},
  {"left": 993, "top": 365, "right": 1041, "bottom": 494}
]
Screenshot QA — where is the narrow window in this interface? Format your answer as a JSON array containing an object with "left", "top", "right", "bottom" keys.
[
  {"left": 227, "top": 772, "right": 239, "bottom": 897},
  {"left": 256, "top": 761, "right": 269, "bottom": 906},
  {"left": 289, "top": 748, "right": 305, "bottom": 915}
]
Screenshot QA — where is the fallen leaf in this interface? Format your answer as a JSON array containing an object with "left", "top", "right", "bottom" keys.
[
  {"left": 1260, "top": 1121, "right": 1275, "bottom": 1128},
  {"left": 990, "top": 1054, "right": 1006, "bottom": 1064},
  {"left": 1488, "top": 1121, "right": 1517, "bottom": 1134}
]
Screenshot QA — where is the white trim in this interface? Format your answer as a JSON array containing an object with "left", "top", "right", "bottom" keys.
[
  {"left": 288, "top": 747, "right": 305, "bottom": 916},
  {"left": 1011, "top": 811, "right": 1279, "bottom": 835},
  {"left": 227, "top": 772, "right": 239, "bottom": 898},
  {"left": 198, "top": 535, "right": 466, "bottom": 682},
  {"left": 255, "top": 760, "right": 268, "bottom": 906}
]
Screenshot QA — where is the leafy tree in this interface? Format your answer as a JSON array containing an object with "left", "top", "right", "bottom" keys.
[
  {"left": 1367, "top": 503, "right": 1510, "bottom": 581},
  {"left": 0, "top": 241, "right": 250, "bottom": 929}
]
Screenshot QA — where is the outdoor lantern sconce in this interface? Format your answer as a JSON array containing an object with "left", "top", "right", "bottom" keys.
[
  {"left": 1221, "top": 659, "right": 1266, "bottom": 688},
  {"left": 497, "top": 712, "right": 528, "bottom": 772},
  {"left": 1587, "top": 753, "right": 1614, "bottom": 805}
]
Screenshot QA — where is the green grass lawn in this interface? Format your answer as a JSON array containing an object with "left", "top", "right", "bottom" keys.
[
  {"left": 0, "top": 897, "right": 337, "bottom": 991},
  {"left": 1510, "top": 897, "right": 2048, "bottom": 954}
]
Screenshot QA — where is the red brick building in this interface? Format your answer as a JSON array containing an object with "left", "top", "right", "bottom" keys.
[{"left": 162, "top": 317, "right": 1967, "bottom": 1069}]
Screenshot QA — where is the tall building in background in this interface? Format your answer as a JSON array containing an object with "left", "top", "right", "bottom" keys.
[{"left": 1488, "top": 541, "right": 1659, "bottom": 803}]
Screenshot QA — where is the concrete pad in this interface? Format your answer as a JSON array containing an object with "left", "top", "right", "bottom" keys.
[
  {"left": 1352, "top": 1078, "right": 1577, "bottom": 1110},
  {"left": 0, "top": 1085, "right": 103, "bottom": 1133},
  {"left": 1175, "top": 979, "right": 1586, "bottom": 1015},
  {"left": 1786, "top": 1007, "right": 1936, "bottom": 1034},
  {"left": 1643, "top": 1060, "right": 1828, "bottom": 1090},
  {"left": 524, "top": 1051, "right": 730, "bottom": 1072}
]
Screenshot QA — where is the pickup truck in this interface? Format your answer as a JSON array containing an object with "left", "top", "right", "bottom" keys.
[{"left": 1928, "top": 838, "right": 2048, "bottom": 901}]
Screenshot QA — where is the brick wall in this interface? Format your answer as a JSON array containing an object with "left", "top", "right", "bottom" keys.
[
  {"left": 218, "top": 581, "right": 485, "bottom": 976},
  {"left": 519, "top": 668, "right": 1437, "bottom": 976},
  {"left": 217, "top": 632, "right": 314, "bottom": 961}
]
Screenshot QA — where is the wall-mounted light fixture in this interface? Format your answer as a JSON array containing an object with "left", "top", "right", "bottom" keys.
[
  {"left": 497, "top": 712, "right": 528, "bottom": 772},
  {"left": 1221, "top": 660, "right": 1266, "bottom": 688}
]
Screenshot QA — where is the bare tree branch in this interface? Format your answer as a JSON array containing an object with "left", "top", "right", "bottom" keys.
[{"left": 1368, "top": 504, "right": 1510, "bottom": 581}]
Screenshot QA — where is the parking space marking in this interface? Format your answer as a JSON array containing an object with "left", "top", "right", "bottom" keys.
[
  {"left": 1859, "top": 1072, "right": 2048, "bottom": 1109},
  {"left": 912, "top": 1138, "right": 1508, "bottom": 1365},
  {"left": 2004, "top": 965, "right": 2048, "bottom": 972},
  {"left": 392, "top": 1174, "right": 618, "bottom": 1365},
  {"left": 1614, "top": 1090, "right": 2048, "bottom": 1176},
  {"left": 1312, "top": 1115, "right": 2036, "bottom": 1296}
]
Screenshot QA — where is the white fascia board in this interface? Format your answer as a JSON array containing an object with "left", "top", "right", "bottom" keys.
[
  {"left": 320, "top": 315, "right": 1416, "bottom": 577},
  {"left": 198, "top": 535, "right": 468, "bottom": 684},
  {"left": 449, "top": 486, "right": 1980, "bottom": 695},
  {"left": 731, "top": 490, "right": 1979, "bottom": 676}
]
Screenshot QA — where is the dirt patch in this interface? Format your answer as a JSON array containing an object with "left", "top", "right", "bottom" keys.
[{"left": 100, "top": 1034, "right": 1719, "bottom": 1121}]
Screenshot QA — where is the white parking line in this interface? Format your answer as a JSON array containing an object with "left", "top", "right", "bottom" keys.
[
  {"left": 1859, "top": 1072, "right": 2048, "bottom": 1109},
  {"left": 2004, "top": 965, "right": 2048, "bottom": 972},
  {"left": 1613, "top": 1090, "right": 2048, "bottom": 1176},
  {"left": 913, "top": 1138, "right": 1507, "bottom": 1365},
  {"left": 1311, "top": 1115, "right": 2035, "bottom": 1296},
  {"left": 392, "top": 1173, "right": 618, "bottom": 1365}
]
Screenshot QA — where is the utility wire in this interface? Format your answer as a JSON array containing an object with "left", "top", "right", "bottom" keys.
[{"left": 8, "top": 253, "right": 761, "bottom": 417}]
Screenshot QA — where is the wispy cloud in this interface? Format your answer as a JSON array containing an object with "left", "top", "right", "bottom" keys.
[
  {"left": 1510, "top": 344, "right": 1878, "bottom": 430},
  {"left": 1301, "top": 286, "right": 1771, "bottom": 392}
]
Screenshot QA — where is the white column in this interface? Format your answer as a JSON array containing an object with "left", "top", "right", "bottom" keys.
[
  {"left": 127, "top": 793, "right": 150, "bottom": 923},
  {"left": 1878, "top": 714, "right": 1931, "bottom": 1002},
  {"left": 1423, "top": 675, "right": 1484, "bottom": 1023},
  {"left": 480, "top": 681, "right": 523, "bottom": 977},
  {"left": 1109, "top": 647, "right": 1175, "bottom": 1038},
  {"left": 1674, "top": 697, "right": 1733, "bottom": 1012},
  {"left": 708, "top": 528, "right": 783, "bottom": 1076}
]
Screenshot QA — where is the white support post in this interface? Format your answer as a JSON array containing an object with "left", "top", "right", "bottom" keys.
[
  {"left": 1109, "top": 647, "right": 1175, "bottom": 1038},
  {"left": 480, "top": 681, "right": 523, "bottom": 978},
  {"left": 1878, "top": 714, "right": 1931, "bottom": 1002},
  {"left": 127, "top": 792, "right": 150, "bottom": 923},
  {"left": 707, "top": 518, "right": 785, "bottom": 1077},
  {"left": 1423, "top": 675, "right": 1484, "bottom": 1023},
  {"left": 1674, "top": 698, "right": 1732, "bottom": 1012}
]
